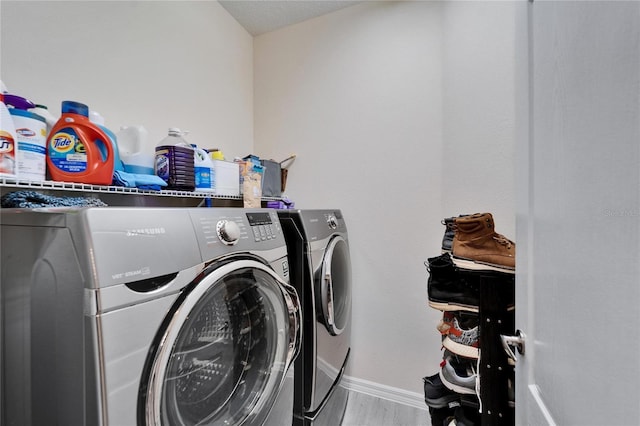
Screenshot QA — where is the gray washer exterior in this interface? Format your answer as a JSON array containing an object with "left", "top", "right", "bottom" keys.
[
  {"left": 278, "top": 209, "right": 352, "bottom": 426},
  {"left": 0, "top": 207, "right": 300, "bottom": 426}
]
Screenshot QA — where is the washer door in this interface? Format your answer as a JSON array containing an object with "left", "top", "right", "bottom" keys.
[
  {"left": 143, "top": 259, "right": 301, "bottom": 426},
  {"left": 318, "top": 236, "right": 352, "bottom": 336}
]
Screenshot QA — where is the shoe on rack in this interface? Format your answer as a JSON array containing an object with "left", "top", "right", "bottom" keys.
[
  {"left": 426, "top": 253, "right": 515, "bottom": 312},
  {"left": 437, "top": 312, "right": 479, "bottom": 359},
  {"left": 426, "top": 253, "right": 480, "bottom": 313},
  {"left": 430, "top": 406, "right": 458, "bottom": 426},
  {"left": 441, "top": 216, "right": 456, "bottom": 254},
  {"left": 451, "top": 213, "right": 515, "bottom": 274},
  {"left": 451, "top": 406, "right": 478, "bottom": 426},
  {"left": 423, "top": 373, "right": 461, "bottom": 409},
  {"left": 441, "top": 214, "right": 471, "bottom": 253},
  {"left": 439, "top": 356, "right": 478, "bottom": 395},
  {"left": 443, "top": 407, "right": 479, "bottom": 426}
]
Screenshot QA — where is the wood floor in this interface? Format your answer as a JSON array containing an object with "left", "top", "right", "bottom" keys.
[{"left": 341, "top": 391, "right": 430, "bottom": 426}]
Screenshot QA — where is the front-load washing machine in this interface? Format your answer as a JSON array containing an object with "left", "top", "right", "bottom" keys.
[
  {"left": 277, "top": 210, "right": 352, "bottom": 426},
  {"left": 0, "top": 207, "right": 301, "bottom": 426}
]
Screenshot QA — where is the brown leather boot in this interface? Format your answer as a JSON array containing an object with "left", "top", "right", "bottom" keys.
[{"left": 452, "top": 213, "right": 515, "bottom": 273}]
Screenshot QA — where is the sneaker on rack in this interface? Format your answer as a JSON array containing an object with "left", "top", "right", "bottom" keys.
[
  {"left": 441, "top": 216, "right": 456, "bottom": 254},
  {"left": 451, "top": 406, "right": 479, "bottom": 426},
  {"left": 423, "top": 373, "right": 460, "bottom": 409},
  {"left": 442, "top": 348, "right": 474, "bottom": 363},
  {"left": 441, "top": 214, "right": 471, "bottom": 253},
  {"left": 426, "top": 253, "right": 480, "bottom": 313},
  {"left": 443, "top": 402, "right": 480, "bottom": 425},
  {"left": 437, "top": 312, "right": 479, "bottom": 359},
  {"left": 430, "top": 406, "right": 458, "bottom": 426},
  {"left": 451, "top": 213, "right": 515, "bottom": 274},
  {"left": 439, "top": 356, "right": 478, "bottom": 395}
]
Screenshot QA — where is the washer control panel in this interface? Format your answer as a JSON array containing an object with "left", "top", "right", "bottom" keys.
[
  {"left": 189, "top": 209, "right": 284, "bottom": 260},
  {"left": 246, "top": 211, "right": 279, "bottom": 242}
]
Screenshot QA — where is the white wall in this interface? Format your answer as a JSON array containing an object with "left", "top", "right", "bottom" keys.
[
  {"left": 255, "top": 1, "right": 444, "bottom": 397},
  {"left": 254, "top": 1, "right": 517, "bottom": 398},
  {"left": 0, "top": 0, "right": 253, "bottom": 159},
  {"left": 441, "top": 1, "right": 517, "bottom": 237}
]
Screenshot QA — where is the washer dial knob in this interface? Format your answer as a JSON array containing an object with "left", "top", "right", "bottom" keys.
[
  {"left": 217, "top": 220, "right": 241, "bottom": 245},
  {"left": 327, "top": 215, "right": 338, "bottom": 229}
]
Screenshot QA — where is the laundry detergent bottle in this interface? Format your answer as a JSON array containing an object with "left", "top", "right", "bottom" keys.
[
  {"left": 193, "top": 145, "right": 214, "bottom": 192},
  {"left": 0, "top": 93, "right": 18, "bottom": 178},
  {"left": 47, "top": 101, "right": 115, "bottom": 185}
]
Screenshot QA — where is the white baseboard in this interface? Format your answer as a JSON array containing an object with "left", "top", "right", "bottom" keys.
[{"left": 342, "top": 375, "right": 428, "bottom": 411}]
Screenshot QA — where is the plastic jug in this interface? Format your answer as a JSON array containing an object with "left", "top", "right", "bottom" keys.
[
  {"left": 46, "top": 101, "right": 115, "bottom": 185},
  {"left": 155, "top": 128, "right": 195, "bottom": 191},
  {"left": 2, "top": 93, "right": 46, "bottom": 181},
  {"left": 0, "top": 93, "right": 18, "bottom": 178},
  {"left": 193, "top": 145, "right": 214, "bottom": 192},
  {"left": 9, "top": 108, "right": 47, "bottom": 182},
  {"left": 90, "top": 110, "right": 123, "bottom": 171},
  {"left": 30, "top": 104, "right": 57, "bottom": 132},
  {"left": 116, "top": 125, "right": 155, "bottom": 175}
]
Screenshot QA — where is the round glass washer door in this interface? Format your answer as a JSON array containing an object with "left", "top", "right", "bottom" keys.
[
  {"left": 144, "top": 259, "right": 300, "bottom": 426},
  {"left": 318, "top": 236, "right": 352, "bottom": 336}
]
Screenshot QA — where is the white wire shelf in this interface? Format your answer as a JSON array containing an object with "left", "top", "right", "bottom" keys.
[{"left": 0, "top": 177, "right": 283, "bottom": 201}]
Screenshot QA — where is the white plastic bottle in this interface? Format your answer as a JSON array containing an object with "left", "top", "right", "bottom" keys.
[
  {"left": 193, "top": 145, "right": 214, "bottom": 192},
  {"left": 116, "top": 125, "right": 154, "bottom": 175},
  {"left": 9, "top": 108, "right": 47, "bottom": 182},
  {"left": 0, "top": 93, "right": 18, "bottom": 178},
  {"left": 30, "top": 104, "right": 58, "bottom": 133}
]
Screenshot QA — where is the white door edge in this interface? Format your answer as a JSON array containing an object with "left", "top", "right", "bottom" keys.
[{"left": 527, "top": 384, "right": 557, "bottom": 426}]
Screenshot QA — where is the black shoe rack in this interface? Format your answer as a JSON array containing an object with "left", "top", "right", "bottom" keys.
[
  {"left": 424, "top": 266, "right": 515, "bottom": 426},
  {"left": 476, "top": 272, "right": 515, "bottom": 426}
]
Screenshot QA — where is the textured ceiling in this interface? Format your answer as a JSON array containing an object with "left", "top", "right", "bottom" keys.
[{"left": 219, "top": 1, "right": 362, "bottom": 36}]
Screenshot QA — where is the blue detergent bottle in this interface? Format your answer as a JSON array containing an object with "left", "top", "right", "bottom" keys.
[{"left": 192, "top": 144, "right": 214, "bottom": 192}]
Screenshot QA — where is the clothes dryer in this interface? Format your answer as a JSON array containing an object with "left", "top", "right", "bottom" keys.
[
  {"left": 278, "top": 210, "right": 352, "bottom": 426},
  {"left": 0, "top": 207, "right": 301, "bottom": 426}
]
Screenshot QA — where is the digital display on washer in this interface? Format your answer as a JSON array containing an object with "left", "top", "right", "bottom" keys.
[{"left": 246, "top": 212, "right": 272, "bottom": 226}]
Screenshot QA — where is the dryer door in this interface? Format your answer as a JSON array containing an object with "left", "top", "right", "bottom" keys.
[
  {"left": 141, "top": 259, "right": 301, "bottom": 426},
  {"left": 318, "top": 235, "right": 352, "bottom": 336}
]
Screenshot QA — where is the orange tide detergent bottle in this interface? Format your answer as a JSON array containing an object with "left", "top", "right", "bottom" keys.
[{"left": 46, "top": 101, "right": 114, "bottom": 185}]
